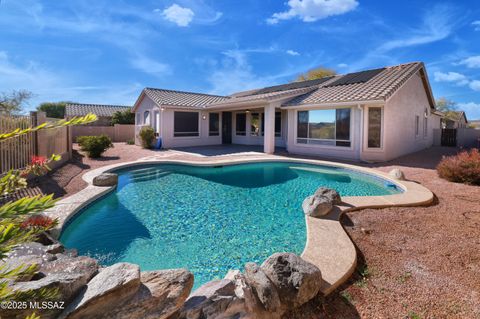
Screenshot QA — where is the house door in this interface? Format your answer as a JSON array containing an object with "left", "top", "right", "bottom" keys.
[{"left": 222, "top": 112, "right": 232, "bottom": 144}]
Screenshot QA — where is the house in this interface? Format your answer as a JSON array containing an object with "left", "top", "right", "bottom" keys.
[
  {"left": 132, "top": 62, "right": 440, "bottom": 162},
  {"left": 66, "top": 103, "right": 132, "bottom": 126},
  {"left": 442, "top": 111, "right": 468, "bottom": 129}
]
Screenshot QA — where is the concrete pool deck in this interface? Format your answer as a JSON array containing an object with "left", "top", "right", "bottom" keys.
[{"left": 44, "top": 153, "right": 434, "bottom": 296}]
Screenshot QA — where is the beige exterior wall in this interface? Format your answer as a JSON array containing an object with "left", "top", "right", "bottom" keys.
[{"left": 382, "top": 71, "right": 438, "bottom": 161}]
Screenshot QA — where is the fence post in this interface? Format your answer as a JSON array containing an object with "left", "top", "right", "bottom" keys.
[{"left": 30, "top": 111, "right": 38, "bottom": 156}]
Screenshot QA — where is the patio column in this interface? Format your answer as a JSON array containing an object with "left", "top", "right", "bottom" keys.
[{"left": 264, "top": 104, "right": 275, "bottom": 154}]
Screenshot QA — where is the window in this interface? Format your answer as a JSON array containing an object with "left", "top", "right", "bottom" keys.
[
  {"left": 136, "top": 113, "right": 141, "bottom": 125},
  {"left": 236, "top": 113, "right": 246, "bottom": 136},
  {"left": 423, "top": 117, "right": 428, "bottom": 138},
  {"left": 296, "top": 108, "right": 351, "bottom": 147},
  {"left": 174, "top": 111, "right": 199, "bottom": 137},
  {"left": 143, "top": 111, "right": 150, "bottom": 125},
  {"left": 415, "top": 115, "right": 420, "bottom": 136},
  {"left": 250, "top": 113, "right": 260, "bottom": 136},
  {"left": 368, "top": 107, "right": 382, "bottom": 148},
  {"left": 209, "top": 113, "right": 219, "bottom": 136},
  {"left": 275, "top": 112, "right": 282, "bottom": 137}
]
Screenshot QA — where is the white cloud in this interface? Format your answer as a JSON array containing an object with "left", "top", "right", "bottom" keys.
[
  {"left": 160, "top": 4, "right": 194, "bottom": 27},
  {"left": 458, "top": 56, "right": 480, "bottom": 68},
  {"left": 469, "top": 80, "right": 480, "bottom": 91},
  {"left": 337, "top": 63, "right": 348, "bottom": 68},
  {"left": 433, "top": 71, "right": 469, "bottom": 86},
  {"left": 130, "top": 55, "right": 171, "bottom": 76},
  {"left": 457, "top": 102, "right": 480, "bottom": 120},
  {"left": 473, "top": 21, "right": 480, "bottom": 31},
  {"left": 286, "top": 50, "right": 300, "bottom": 56},
  {"left": 377, "top": 4, "right": 455, "bottom": 53},
  {"left": 267, "top": 0, "right": 358, "bottom": 24}
]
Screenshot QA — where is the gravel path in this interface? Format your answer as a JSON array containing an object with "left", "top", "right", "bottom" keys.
[{"left": 31, "top": 144, "right": 480, "bottom": 318}]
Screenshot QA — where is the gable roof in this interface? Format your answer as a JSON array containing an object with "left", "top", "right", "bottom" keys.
[
  {"left": 449, "top": 111, "right": 468, "bottom": 123},
  {"left": 132, "top": 61, "right": 435, "bottom": 111},
  {"left": 283, "top": 62, "right": 435, "bottom": 107},
  {"left": 132, "top": 88, "right": 230, "bottom": 111},
  {"left": 65, "top": 103, "right": 132, "bottom": 117}
]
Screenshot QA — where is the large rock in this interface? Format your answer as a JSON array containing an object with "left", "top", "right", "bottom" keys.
[
  {"left": 244, "top": 263, "right": 281, "bottom": 312},
  {"left": 107, "top": 269, "right": 194, "bottom": 319},
  {"left": 260, "top": 253, "right": 322, "bottom": 309},
  {"left": 92, "top": 173, "right": 118, "bottom": 187},
  {"left": 180, "top": 279, "right": 246, "bottom": 319},
  {"left": 389, "top": 168, "right": 405, "bottom": 180},
  {"left": 61, "top": 262, "right": 141, "bottom": 319},
  {"left": 302, "top": 188, "right": 341, "bottom": 217},
  {"left": 313, "top": 187, "right": 341, "bottom": 205}
]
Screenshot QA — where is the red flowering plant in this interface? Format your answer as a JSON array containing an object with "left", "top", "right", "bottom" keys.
[
  {"left": 437, "top": 148, "right": 480, "bottom": 185},
  {"left": 20, "top": 215, "right": 57, "bottom": 230},
  {"left": 22, "top": 154, "right": 61, "bottom": 177}
]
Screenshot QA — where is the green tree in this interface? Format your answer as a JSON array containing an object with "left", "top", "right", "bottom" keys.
[
  {"left": 0, "top": 90, "right": 33, "bottom": 115},
  {"left": 111, "top": 109, "right": 135, "bottom": 125},
  {"left": 295, "top": 67, "right": 336, "bottom": 82},
  {"left": 435, "top": 97, "right": 457, "bottom": 113},
  {"left": 0, "top": 113, "right": 97, "bottom": 317},
  {"left": 37, "top": 102, "right": 69, "bottom": 119}
]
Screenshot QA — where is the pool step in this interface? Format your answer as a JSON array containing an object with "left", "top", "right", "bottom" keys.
[
  {"left": 129, "top": 171, "right": 171, "bottom": 183},
  {"left": 130, "top": 169, "right": 166, "bottom": 179}
]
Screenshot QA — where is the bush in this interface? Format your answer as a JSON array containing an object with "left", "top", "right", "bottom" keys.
[
  {"left": 77, "top": 135, "right": 114, "bottom": 158},
  {"left": 437, "top": 149, "right": 480, "bottom": 185},
  {"left": 126, "top": 138, "right": 135, "bottom": 145},
  {"left": 111, "top": 109, "right": 135, "bottom": 125},
  {"left": 139, "top": 126, "right": 155, "bottom": 149}
]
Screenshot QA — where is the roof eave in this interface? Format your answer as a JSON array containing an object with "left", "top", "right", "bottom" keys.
[{"left": 283, "top": 99, "right": 385, "bottom": 109}]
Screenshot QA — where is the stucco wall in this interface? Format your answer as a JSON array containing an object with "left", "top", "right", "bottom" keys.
[
  {"left": 285, "top": 106, "right": 362, "bottom": 161},
  {"left": 383, "top": 71, "right": 438, "bottom": 161}
]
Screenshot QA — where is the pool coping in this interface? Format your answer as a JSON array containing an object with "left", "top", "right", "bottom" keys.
[{"left": 44, "top": 154, "right": 434, "bottom": 296}]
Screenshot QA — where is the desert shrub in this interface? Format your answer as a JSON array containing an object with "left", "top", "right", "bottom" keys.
[
  {"left": 126, "top": 138, "right": 135, "bottom": 145},
  {"left": 139, "top": 126, "right": 155, "bottom": 149},
  {"left": 77, "top": 134, "right": 113, "bottom": 158},
  {"left": 111, "top": 109, "right": 135, "bottom": 125},
  {"left": 437, "top": 149, "right": 480, "bottom": 185}
]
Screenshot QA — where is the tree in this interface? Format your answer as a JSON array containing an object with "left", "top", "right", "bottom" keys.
[
  {"left": 295, "top": 67, "right": 336, "bottom": 82},
  {"left": 111, "top": 109, "right": 135, "bottom": 125},
  {"left": 37, "top": 102, "right": 69, "bottom": 119},
  {"left": 0, "top": 90, "right": 33, "bottom": 115},
  {"left": 435, "top": 97, "right": 457, "bottom": 113}
]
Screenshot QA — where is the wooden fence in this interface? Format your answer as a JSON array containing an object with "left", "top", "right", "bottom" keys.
[{"left": 0, "top": 112, "right": 71, "bottom": 174}]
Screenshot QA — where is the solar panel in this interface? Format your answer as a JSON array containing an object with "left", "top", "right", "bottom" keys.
[
  {"left": 252, "top": 76, "right": 334, "bottom": 95},
  {"left": 325, "top": 68, "right": 384, "bottom": 87}
]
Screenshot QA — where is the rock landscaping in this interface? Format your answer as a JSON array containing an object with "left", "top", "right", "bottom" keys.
[
  {"left": 302, "top": 187, "right": 341, "bottom": 217},
  {"left": 1, "top": 237, "right": 324, "bottom": 319}
]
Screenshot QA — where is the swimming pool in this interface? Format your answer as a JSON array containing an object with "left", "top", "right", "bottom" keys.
[{"left": 60, "top": 161, "right": 401, "bottom": 288}]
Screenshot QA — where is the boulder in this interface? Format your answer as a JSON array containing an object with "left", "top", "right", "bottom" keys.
[
  {"left": 180, "top": 279, "right": 246, "bottom": 319},
  {"left": 260, "top": 253, "right": 322, "bottom": 309},
  {"left": 106, "top": 269, "right": 194, "bottom": 319},
  {"left": 389, "top": 168, "right": 405, "bottom": 180},
  {"left": 92, "top": 173, "right": 118, "bottom": 187},
  {"left": 9, "top": 241, "right": 63, "bottom": 258},
  {"left": 244, "top": 263, "right": 281, "bottom": 312},
  {"left": 302, "top": 195, "right": 333, "bottom": 217},
  {"left": 313, "top": 187, "right": 341, "bottom": 205},
  {"left": 61, "top": 262, "right": 141, "bottom": 319},
  {"left": 224, "top": 269, "right": 241, "bottom": 280}
]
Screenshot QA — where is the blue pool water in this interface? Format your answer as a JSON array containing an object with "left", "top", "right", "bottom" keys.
[{"left": 60, "top": 162, "right": 401, "bottom": 288}]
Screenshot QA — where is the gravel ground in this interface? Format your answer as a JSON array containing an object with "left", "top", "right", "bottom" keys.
[{"left": 30, "top": 144, "right": 480, "bottom": 318}]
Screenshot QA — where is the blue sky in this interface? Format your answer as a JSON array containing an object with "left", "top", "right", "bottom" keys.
[{"left": 0, "top": 0, "right": 479, "bottom": 119}]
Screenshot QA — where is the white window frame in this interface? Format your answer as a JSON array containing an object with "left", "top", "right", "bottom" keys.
[
  {"left": 173, "top": 110, "right": 200, "bottom": 139},
  {"left": 208, "top": 112, "right": 220, "bottom": 136},
  {"left": 294, "top": 107, "right": 354, "bottom": 150},
  {"left": 235, "top": 112, "right": 247, "bottom": 136},
  {"left": 143, "top": 111, "right": 151, "bottom": 125},
  {"left": 364, "top": 106, "right": 384, "bottom": 151}
]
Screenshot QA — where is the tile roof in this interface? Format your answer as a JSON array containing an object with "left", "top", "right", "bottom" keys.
[
  {"left": 65, "top": 103, "right": 132, "bottom": 117},
  {"left": 283, "top": 62, "right": 425, "bottom": 106},
  {"left": 143, "top": 88, "right": 230, "bottom": 108}
]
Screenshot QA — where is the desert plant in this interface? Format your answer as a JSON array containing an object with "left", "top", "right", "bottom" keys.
[
  {"left": 437, "top": 149, "right": 480, "bottom": 185},
  {"left": 126, "top": 138, "right": 135, "bottom": 145},
  {"left": 77, "top": 135, "right": 114, "bottom": 158},
  {"left": 111, "top": 109, "right": 135, "bottom": 125},
  {"left": 0, "top": 113, "right": 97, "bottom": 318},
  {"left": 139, "top": 126, "right": 155, "bottom": 149}
]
